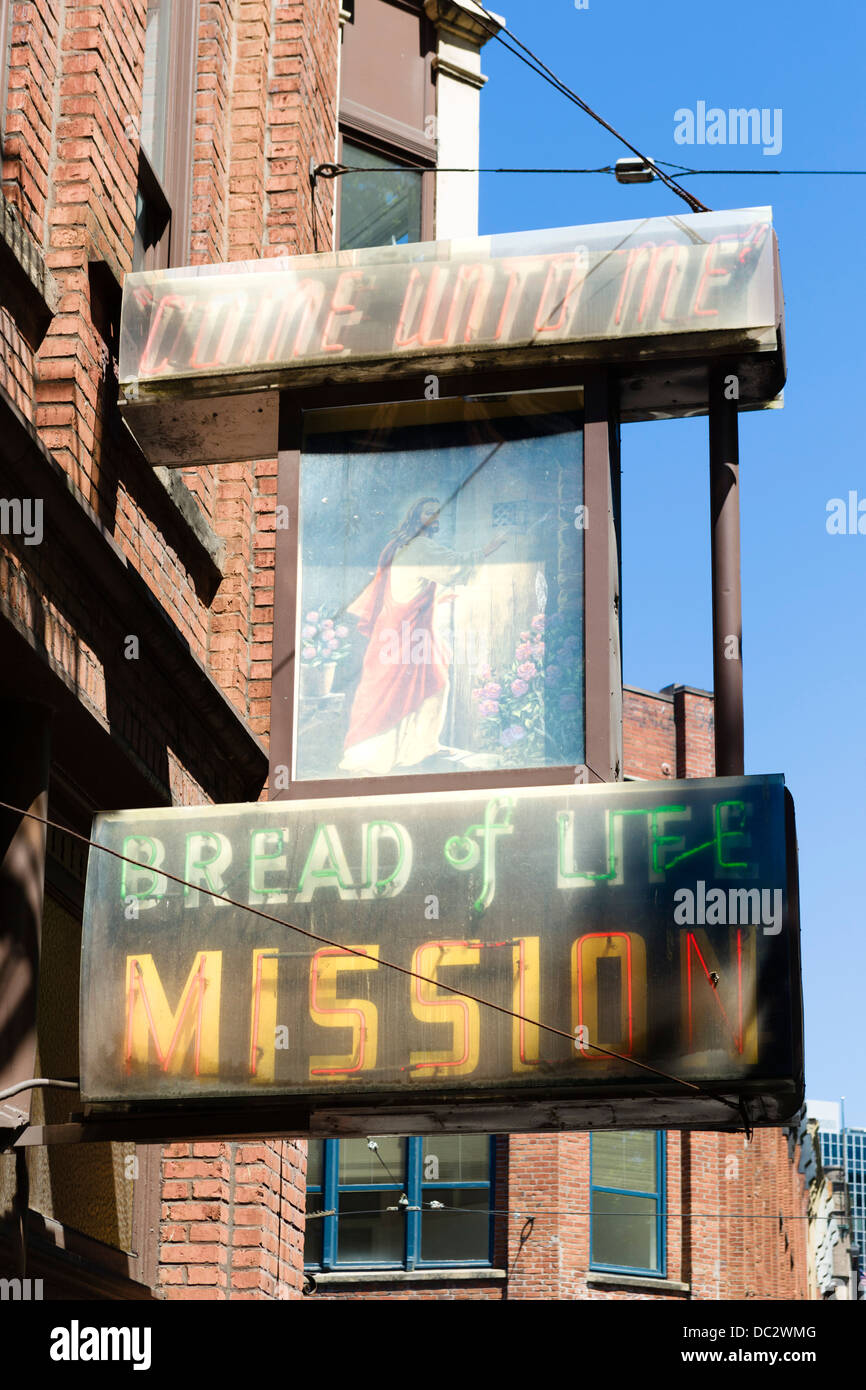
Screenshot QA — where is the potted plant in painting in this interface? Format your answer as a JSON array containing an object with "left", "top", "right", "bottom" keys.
[{"left": 299, "top": 610, "right": 351, "bottom": 697}]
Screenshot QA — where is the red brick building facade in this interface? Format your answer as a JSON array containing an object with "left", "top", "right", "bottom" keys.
[{"left": 0, "top": 1, "right": 809, "bottom": 1302}]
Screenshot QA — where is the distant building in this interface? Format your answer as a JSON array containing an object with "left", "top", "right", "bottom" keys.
[{"left": 807, "top": 1100, "right": 866, "bottom": 1276}]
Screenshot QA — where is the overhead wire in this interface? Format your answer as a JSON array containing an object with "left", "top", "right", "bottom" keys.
[
  {"left": 314, "top": 162, "right": 866, "bottom": 181},
  {"left": 468, "top": 2, "right": 709, "bottom": 214},
  {"left": 306, "top": 1204, "right": 827, "bottom": 1222}
]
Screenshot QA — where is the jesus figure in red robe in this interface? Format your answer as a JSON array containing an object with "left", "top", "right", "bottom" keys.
[{"left": 339, "top": 497, "right": 501, "bottom": 777}]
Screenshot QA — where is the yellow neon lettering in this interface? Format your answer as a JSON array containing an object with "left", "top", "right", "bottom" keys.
[
  {"left": 308, "top": 946, "right": 379, "bottom": 1077},
  {"left": 124, "top": 952, "right": 221, "bottom": 1076},
  {"left": 410, "top": 940, "right": 480, "bottom": 1078}
]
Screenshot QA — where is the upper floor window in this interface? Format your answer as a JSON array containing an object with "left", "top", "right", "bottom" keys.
[
  {"left": 336, "top": 0, "right": 436, "bottom": 249},
  {"left": 590, "top": 1130, "right": 666, "bottom": 1277},
  {"left": 338, "top": 136, "right": 424, "bottom": 249},
  {"left": 133, "top": 0, "right": 197, "bottom": 270},
  {"left": 305, "top": 1134, "right": 494, "bottom": 1271}
]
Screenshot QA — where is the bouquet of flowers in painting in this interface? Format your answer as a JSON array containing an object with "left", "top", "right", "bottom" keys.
[
  {"left": 299, "top": 608, "right": 351, "bottom": 696},
  {"left": 472, "top": 612, "right": 582, "bottom": 767}
]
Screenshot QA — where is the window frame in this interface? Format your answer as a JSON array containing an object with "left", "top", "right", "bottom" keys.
[
  {"left": 589, "top": 1130, "right": 666, "bottom": 1279},
  {"left": 336, "top": 126, "right": 435, "bottom": 250},
  {"left": 133, "top": 0, "right": 197, "bottom": 271},
  {"left": 305, "top": 1135, "right": 495, "bottom": 1273}
]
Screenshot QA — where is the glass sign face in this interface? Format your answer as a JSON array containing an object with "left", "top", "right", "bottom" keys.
[
  {"left": 79, "top": 776, "right": 803, "bottom": 1130},
  {"left": 292, "top": 396, "right": 585, "bottom": 782},
  {"left": 119, "top": 207, "right": 778, "bottom": 391}
]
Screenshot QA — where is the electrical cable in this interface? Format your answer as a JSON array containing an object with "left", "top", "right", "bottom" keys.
[
  {"left": 306, "top": 1204, "right": 826, "bottom": 1222},
  {"left": 365, "top": 1139, "right": 405, "bottom": 1192},
  {"left": 0, "top": 1078, "right": 79, "bottom": 1103},
  {"left": 314, "top": 162, "right": 866, "bottom": 181},
  {"left": 0, "top": 798, "right": 744, "bottom": 1117},
  {"left": 469, "top": 3, "right": 709, "bottom": 215}
]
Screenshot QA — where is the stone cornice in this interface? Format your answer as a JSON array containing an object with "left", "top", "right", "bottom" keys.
[{"left": 424, "top": 0, "right": 504, "bottom": 48}]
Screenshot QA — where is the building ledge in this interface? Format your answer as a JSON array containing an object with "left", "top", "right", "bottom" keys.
[
  {"left": 0, "top": 384, "right": 267, "bottom": 803},
  {"left": 0, "top": 192, "right": 59, "bottom": 348},
  {"left": 432, "top": 53, "right": 487, "bottom": 89},
  {"left": 424, "top": 0, "right": 503, "bottom": 47},
  {"left": 309, "top": 1267, "right": 506, "bottom": 1286},
  {"left": 586, "top": 1271, "right": 690, "bottom": 1295}
]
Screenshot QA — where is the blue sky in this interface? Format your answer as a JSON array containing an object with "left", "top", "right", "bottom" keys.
[{"left": 478, "top": 0, "right": 866, "bottom": 1126}]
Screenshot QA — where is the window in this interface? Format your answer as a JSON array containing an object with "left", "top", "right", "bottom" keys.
[
  {"left": 336, "top": 0, "right": 437, "bottom": 248},
  {"left": 338, "top": 136, "right": 425, "bottom": 249},
  {"left": 305, "top": 1135, "right": 494, "bottom": 1270},
  {"left": 133, "top": 0, "right": 197, "bottom": 270},
  {"left": 590, "top": 1131, "right": 665, "bottom": 1277}
]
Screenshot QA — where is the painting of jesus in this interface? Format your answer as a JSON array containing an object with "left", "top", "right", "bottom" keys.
[{"left": 292, "top": 396, "right": 585, "bottom": 782}]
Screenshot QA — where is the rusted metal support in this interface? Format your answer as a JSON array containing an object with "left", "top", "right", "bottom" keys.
[{"left": 708, "top": 368, "right": 744, "bottom": 776}]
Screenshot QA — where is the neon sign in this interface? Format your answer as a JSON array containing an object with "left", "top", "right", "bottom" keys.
[
  {"left": 118, "top": 209, "right": 778, "bottom": 397},
  {"left": 80, "top": 775, "right": 802, "bottom": 1129}
]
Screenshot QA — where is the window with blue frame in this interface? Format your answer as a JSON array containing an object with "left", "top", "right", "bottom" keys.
[
  {"left": 590, "top": 1131, "right": 666, "bottom": 1276},
  {"left": 305, "top": 1135, "right": 494, "bottom": 1270}
]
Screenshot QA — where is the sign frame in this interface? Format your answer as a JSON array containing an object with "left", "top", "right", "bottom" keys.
[
  {"left": 69, "top": 775, "right": 804, "bottom": 1144},
  {"left": 270, "top": 369, "right": 622, "bottom": 798}
]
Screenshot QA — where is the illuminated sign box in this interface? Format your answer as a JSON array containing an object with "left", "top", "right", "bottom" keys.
[
  {"left": 117, "top": 207, "right": 784, "bottom": 465},
  {"left": 79, "top": 775, "right": 803, "bottom": 1134}
]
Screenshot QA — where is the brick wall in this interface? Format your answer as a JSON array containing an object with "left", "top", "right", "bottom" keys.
[
  {"left": 0, "top": 0, "right": 338, "bottom": 1301},
  {"left": 0, "top": 304, "right": 34, "bottom": 418},
  {"left": 159, "top": 1141, "right": 306, "bottom": 1300}
]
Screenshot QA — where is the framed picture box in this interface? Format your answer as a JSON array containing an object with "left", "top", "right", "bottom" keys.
[{"left": 271, "top": 369, "right": 621, "bottom": 798}]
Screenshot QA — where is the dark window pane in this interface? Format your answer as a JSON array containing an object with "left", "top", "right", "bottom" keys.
[
  {"left": 422, "top": 1135, "right": 489, "bottom": 1184},
  {"left": 306, "top": 1139, "right": 324, "bottom": 1189},
  {"left": 339, "top": 139, "right": 422, "bottom": 249},
  {"left": 140, "top": 0, "right": 172, "bottom": 182},
  {"left": 339, "top": 1136, "right": 404, "bottom": 1186},
  {"left": 593, "top": 1131, "right": 657, "bottom": 1194},
  {"left": 337, "top": 1190, "right": 404, "bottom": 1264},
  {"left": 421, "top": 1189, "right": 489, "bottom": 1263},
  {"left": 592, "top": 1191, "right": 658, "bottom": 1270},
  {"left": 304, "top": 1190, "right": 324, "bottom": 1266}
]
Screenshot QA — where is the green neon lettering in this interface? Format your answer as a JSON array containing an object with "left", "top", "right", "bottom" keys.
[
  {"left": 249, "top": 828, "right": 285, "bottom": 896},
  {"left": 557, "top": 807, "right": 650, "bottom": 882},
  {"left": 183, "top": 832, "right": 227, "bottom": 897},
  {"left": 361, "top": 821, "right": 405, "bottom": 894},
  {"left": 715, "top": 799, "right": 750, "bottom": 868},
  {"left": 650, "top": 805, "right": 688, "bottom": 874},
  {"left": 120, "top": 835, "right": 164, "bottom": 900},
  {"left": 661, "top": 799, "right": 750, "bottom": 873},
  {"left": 296, "top": 823, "right": 355, "bottom": 893},
  {"left": 444, "top": 797, "right": 513, "bottom": 911}
]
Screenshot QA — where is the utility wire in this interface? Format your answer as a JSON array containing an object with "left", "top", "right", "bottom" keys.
[
  {"left": 306, "top": 1204, "right": 829, "bottom": 1222},
  {"left": 469, "top": 3, "right": 709, "bottom": 214},
  {"left": 315, "top": 162, "right": 866, "bottom": 180},
  {"left": 366, "top": 1139, "right": 405, "bottom": 1191},
  {"left": 0, "top": 799, "right": 741, "bottom": 1114}
]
